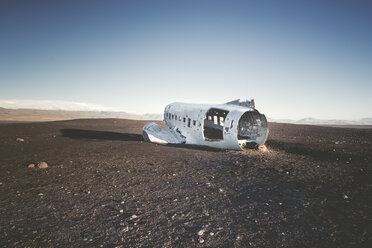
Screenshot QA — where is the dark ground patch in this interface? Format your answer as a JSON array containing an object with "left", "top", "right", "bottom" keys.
[{"left": 0, "top": 119, "right": 371, "bottom": 247}]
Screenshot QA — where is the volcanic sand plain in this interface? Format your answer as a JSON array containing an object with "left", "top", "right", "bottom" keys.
[{"left": 0, "top": 119, "right": 371, "bottom": 247}]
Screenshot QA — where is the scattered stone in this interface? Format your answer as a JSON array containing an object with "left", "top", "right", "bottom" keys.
[
  {"left": 258, "top": 145, "right": 268, "bottom": 152},
  {"left": 210, "top": 232, "right": 214, "bottom": 236},
  {"left": 37, "top": 162, "right": 48, "bottom": 169},
  {"left": 119, "top": 209, "right": 124, "bottom": 214},
  {"left": 130, "top": 214, "right": 138, "bottom": 220},
  {"left": 16, "top": 138, "right": 24, "bottom": 142},
  {"left": 343, "top": 194, "right": 349, "bottom": 199},
  {"left": 28, "top": 163, "right": 35, "bottom": 168},
  {"left": 199, "top": 238, "right": 205, "bottom": 243},
  {"left": 38, "top": 193, "right": 44, "bottom": 196},
  {"left": 198, "top": 229, "right": 205, "bottom": 236}
]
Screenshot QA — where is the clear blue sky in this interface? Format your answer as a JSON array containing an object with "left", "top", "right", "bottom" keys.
[{"left": 1, "top": 0, "right": 371, "bottom": 119}]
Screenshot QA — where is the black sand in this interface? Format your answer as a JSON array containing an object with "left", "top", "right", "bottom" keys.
[{"left": 0, "top": 119, "right": 371, "bottom": 247}]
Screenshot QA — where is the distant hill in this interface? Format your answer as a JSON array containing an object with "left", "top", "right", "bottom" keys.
[
  {"left": 268, "top": 117, "right": 372, "bottom": 125},
  {"left": 0, "top": 98, "right": 371, "bottom": 125},
  {"left": 0, "top": 107, "right": 163, "bottom": 122}
]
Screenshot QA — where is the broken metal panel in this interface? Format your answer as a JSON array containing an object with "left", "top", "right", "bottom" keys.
[
  {"left": 225, "top": 99, "right": 255, "bottom": 109},
  {"left": 143, "top": 99, "right": 268, "bottom": 150},
  {"left": 143, "top": 122, "right": 185, "bottom": 144}
]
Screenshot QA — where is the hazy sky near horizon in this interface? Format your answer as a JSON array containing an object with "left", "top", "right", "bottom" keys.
[{"left": 1, "top": 0, "right": 371, "bottom": 120}]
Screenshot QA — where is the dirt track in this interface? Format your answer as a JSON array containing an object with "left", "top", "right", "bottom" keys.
[{"left": 0, "top": 119, "right": 371, "bottom": 247}]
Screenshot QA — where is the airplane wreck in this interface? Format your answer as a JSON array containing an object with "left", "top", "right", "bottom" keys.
[{"left": 142, "top": 99, "right": 269, "bottom": 150}]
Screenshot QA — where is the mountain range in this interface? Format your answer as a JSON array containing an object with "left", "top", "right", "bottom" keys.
[{"left": 0, "top": 100, "right": 371, "bottom": 125}]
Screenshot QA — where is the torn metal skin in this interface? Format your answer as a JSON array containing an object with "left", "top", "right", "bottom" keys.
[{"left": 143, "top": 99, "right": 269, "bottom": 150}]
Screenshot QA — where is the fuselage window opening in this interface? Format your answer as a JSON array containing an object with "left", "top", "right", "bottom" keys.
[
  {"left": 172, "top": 114, "right": 174, "bottom": 119},
  {"left": 175, "top": 115, "right": 177, "bottom": 120},
  {"left": 188, "top": 118, "right": 191, "bottom": 127},
  {"left": 220, "top": 117, "right": 224, "bottom": 126},
  {"left": 193, "top": 120, "right": 196, "bottom": 126},
  {"left": 213, "top": 116, "right": 218, "bottom": 125},
  {"left": 183, "top": 117, "right": 186, "bottom": 123},
  {"left": 204, "top": 108, "right": 229, "bottom": 141}
]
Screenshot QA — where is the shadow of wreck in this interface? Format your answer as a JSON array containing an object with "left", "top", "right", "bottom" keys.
[{"left": 60, "top": 129, "right": 143, "bottom": 141}]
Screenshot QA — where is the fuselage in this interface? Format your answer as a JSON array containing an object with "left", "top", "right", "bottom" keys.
[{"left": 160, "top": 101, "right": 268, "bottom": 150}]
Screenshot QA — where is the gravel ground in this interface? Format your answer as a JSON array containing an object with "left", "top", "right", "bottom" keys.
[{"left": 0, "top": 119, "right": 371, "bottom": 247}]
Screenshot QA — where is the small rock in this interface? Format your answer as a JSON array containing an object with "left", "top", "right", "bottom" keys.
[
  {"left": 258, "top": 145, "right": 268, "bottom": 152},
  {"left": 28, "top": 163, "right": 35, "bottom": 168},
  {"left": 37, "top": 162, "right": 48, "bottom": 169},
  {"left": 210, "top": 232, "right": 214, "bottom": 236},
  {"left": 119, "top": 209, "right": 124, "bottom": 214},
  {"left": 199, "top": 238, "right": 204, "bottom": 243},
  {"left": 130, "top": 214, "right": 138, "bottom": 220},
  {"left": 38, "top": 193, "right": 44, "bottom": 196},
  {"left": 198, "top": 229, "right": 205, "bottom": 236},
  {"left": 343, "top": 194, "right": 349, "bottom": 199},
  {"left": 16, "top": 138, "right": 24, "bottom": 142}
]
